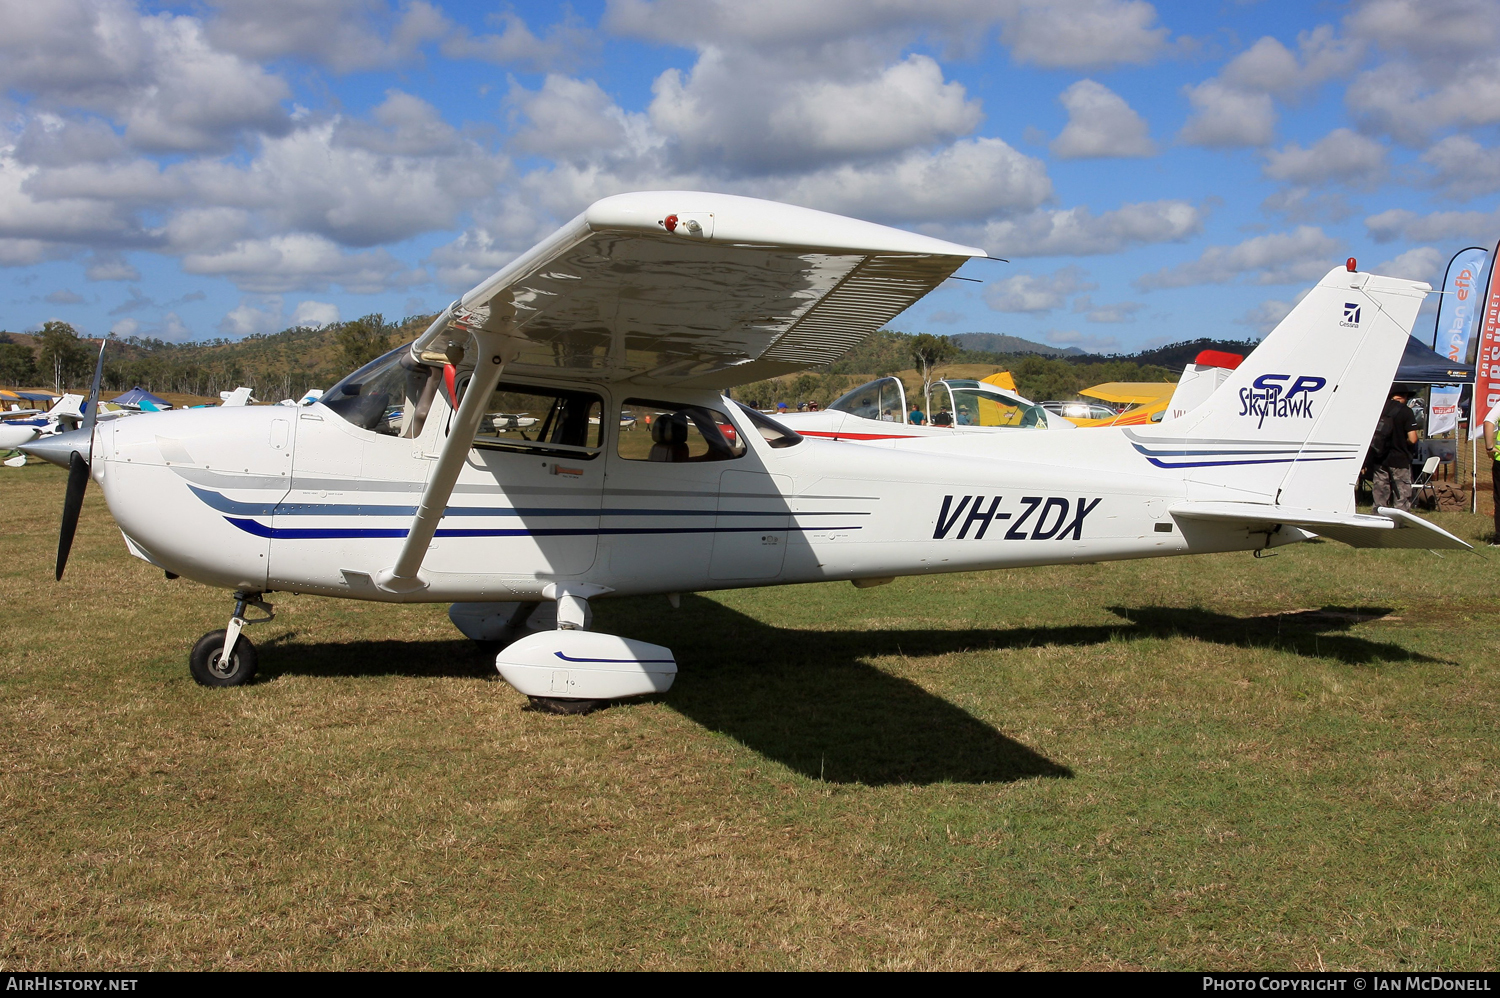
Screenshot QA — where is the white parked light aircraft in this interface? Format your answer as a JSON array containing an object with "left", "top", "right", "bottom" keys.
[
  {"left": 775, "top": 376, "right": 1068, "bottom": 440},
  {"left": 23, "top": 192, "right": 1470, "bottom": 713},
  {"left": 0, "top": 383, "right": 133, "bottom": 452}
]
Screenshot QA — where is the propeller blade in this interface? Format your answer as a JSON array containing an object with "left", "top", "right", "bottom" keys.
[
  {"left": 52, "top": 338, "right": 107, "bottom": 580},
  {"left": 56, "top": 450, "right": 89, "bottom": 581},
  {"left": 81, "top": 337, "right": 107, "bottom": 463}
]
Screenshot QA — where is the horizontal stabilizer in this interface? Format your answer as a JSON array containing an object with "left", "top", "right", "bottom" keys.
[{"left": 1170, "top": 501, "right": 1472, "bottom": 551}]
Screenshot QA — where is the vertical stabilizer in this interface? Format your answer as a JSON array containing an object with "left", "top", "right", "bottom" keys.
[
  {"left": 1127, "top": 266, "right": 1427, "bottom": 511},
  {"left": 1160, "top": 349, "right": 1242, "bottom": 423}
]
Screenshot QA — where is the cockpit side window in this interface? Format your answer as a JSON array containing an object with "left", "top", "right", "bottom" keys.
[
  {"left": 617, "top": 399, "right": 747, "bottom": 463},
  {"left": 464, "top": 382, "right": 604, "bottom": 458}
]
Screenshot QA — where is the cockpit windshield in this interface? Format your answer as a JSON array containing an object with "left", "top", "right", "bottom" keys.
[
  {"left": 320, "top": 342, "right": 443, "bottom": 438},
  {"left": 938, "top": 379, "right": 1052, "bottom": 428},
  {"left": 829, "top": 377, "right": 906, "bottom": 422}
]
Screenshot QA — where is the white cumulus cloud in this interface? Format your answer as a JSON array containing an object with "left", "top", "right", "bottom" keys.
[
  {"left": 1419, "top": 134, "right": 1500, "bottom": 200},
  {"left": 984, "top": 266, "right": 1095, "bottom": 313},
  {"left": 182, "top": 233, "right": 424, "bottom": 294},
  {"left": 1365, "top": 206, "right": 1500, "bottom": 244},
  {"left": 1262, "top": 128, "right": 1387, "bottom": 187},
  {"left": 292, "top": 300, "right": 340, "bottom": 327},
  {"left": 1134, "top": 226, "right": 1343, "bottom": 290},
  {"left": 977, "top": 199, "right": 1203, "bottom": 258},
  {"left": 1050, "top": 80, "right": 1155, "bottom": 159},
  {"left": 1370, "top": 246, "right": 1443, "bottom": 284}
]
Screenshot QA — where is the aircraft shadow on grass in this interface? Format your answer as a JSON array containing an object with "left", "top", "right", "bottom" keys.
[{"left": 255, "top": 595, "right": 1443, "bottom": 787}]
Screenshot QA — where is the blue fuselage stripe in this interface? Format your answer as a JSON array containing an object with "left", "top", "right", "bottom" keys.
[
  {"left": 1145, "top": 455, "right": 1349, "bottom": 469},
  {"left": 225, "top": 517, "right": 864, "bottom": 540},
  {"left": 188, "top": 485, "right": 863, "bottom": 519}
]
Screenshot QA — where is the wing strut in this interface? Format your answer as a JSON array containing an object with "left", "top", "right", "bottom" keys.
[{"left": 376, "top": 326, "right": 512, "bottom": 593}]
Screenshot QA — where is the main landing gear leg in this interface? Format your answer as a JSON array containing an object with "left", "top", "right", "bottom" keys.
[{"left": 189, "top": 591, "right": 275, "bottom": 687}]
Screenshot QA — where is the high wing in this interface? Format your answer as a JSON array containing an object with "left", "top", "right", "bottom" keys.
[{"left": 413, "top": 191, "right": 986, "bottom": 389}]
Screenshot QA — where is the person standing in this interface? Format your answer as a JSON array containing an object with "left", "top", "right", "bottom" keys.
[
  {"left": 908, "top": 405, "right": 926, "bottom": 425},
  {"left": 1371, "top": 386, "right": 1419, "bottom": 511},
  {"left": 1484, "top": 397, "right": 1500, "bottom": 544}
]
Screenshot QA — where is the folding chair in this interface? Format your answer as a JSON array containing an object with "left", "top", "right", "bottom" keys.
[{"left": 1412, "top": 455, "right": 1441, "bottom": 509}]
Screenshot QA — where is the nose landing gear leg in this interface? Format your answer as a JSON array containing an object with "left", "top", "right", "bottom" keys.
[{"left": 189, "top": 591, "right": 275, "bottom": 687}]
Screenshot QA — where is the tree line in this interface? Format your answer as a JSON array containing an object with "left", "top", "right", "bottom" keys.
[
  {"left": 3, "top": 321, "right": 1187, "bottom": 408},
  {"left": 0, "top": 314, "right": 424, "bottom": 399},
  {"left": 733, "top": 331, "right": 1180, "bottom": 409}
]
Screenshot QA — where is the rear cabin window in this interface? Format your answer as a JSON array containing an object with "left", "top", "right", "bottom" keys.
[
  {"left": 617, "top": 400, "right": 747, "bottom": 463},
  {"left": 734, "top": 402, "right": 802, "bottom": 448},
  {"left": 464, "top": 382, "right": 604, "bottom": 459}
]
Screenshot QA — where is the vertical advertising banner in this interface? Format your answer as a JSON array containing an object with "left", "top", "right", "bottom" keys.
[
  {"left": 1429, "top": 384, "right": 1462, "bottom": 435},
  {"left": 1471, "top": 240, "right": 1500, "bottom": 440},
  {"left": 1435, "top": 246, "right": 1488, "bottom": 361},
  {"left": 1430, "top": 248, "right": 1487, "bottom": 438}
]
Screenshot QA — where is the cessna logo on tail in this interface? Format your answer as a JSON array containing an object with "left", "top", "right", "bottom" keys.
[
  {"left": 1239, "top": 374, "right": 1327, "bottom": 428},
  {"left": 1341, "top": 303, "right": 1361, "bottom": 327},
  {"left": 933, "top": 495, "right": 1102, "bottom": 540}
]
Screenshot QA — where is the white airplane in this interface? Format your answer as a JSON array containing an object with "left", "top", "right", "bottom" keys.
[
  {"left": 1160, "top": 349, "right": 1244, "bottom": 424},
  {"left": 489, "top": 412, "right": 540, "bottom": 430},
  {"left": 22, "top": 192, "right": 1469, "bottom": 715},
  {"left": 0, "top": 384, "right": 134, "bottom": 452},
  {"left": 220, "top": 387, "right": 258, "bottom": 407},
  {"left": 774, "top": 376, "right": 1069, "bottom": 439},
  {"left": 276, "top": 389, "right": 325, "bottom": 407}
]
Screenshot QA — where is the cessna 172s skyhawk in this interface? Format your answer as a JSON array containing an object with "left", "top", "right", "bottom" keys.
[{"left": 24, "top": 191, "right": 1469, "bottom": 712}]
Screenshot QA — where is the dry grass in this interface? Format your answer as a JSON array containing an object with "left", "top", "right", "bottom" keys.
[{"left": 1, "top": 463, "right": 1497, "bottom": 970}]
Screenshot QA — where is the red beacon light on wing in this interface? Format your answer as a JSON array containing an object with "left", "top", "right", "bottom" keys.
[
  {"left": 661, "top": 214, "right": 679, "bottom": 232},
  {"left": 1346, "top": 257, "right": 1357, "bottom": 272}
]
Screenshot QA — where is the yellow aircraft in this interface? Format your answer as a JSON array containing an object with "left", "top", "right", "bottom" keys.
[{"left": 1066, "top": 382, "right": 1174, "bottom": 426}]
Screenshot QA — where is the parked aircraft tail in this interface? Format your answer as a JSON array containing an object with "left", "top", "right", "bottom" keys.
[
  {"left": 219, "top": 387, "right": 256, "bottom": 407},
  {"left": 1127, "top": 265, "right": 1428, "bottom": 513},
  {"left": 1160, "top": 349, "right": 1242, "bottom": 424}
]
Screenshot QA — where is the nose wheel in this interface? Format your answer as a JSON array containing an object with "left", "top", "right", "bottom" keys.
[
  {"left": 189, "top": 629, "right": 259, "bottom": 686},
  {"left": 189, "top": 591, "right": 274, "bottom": 687}
]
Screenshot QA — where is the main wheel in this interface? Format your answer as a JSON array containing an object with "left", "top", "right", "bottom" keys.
[
  {"left": 189, "top": 629, "right": 259, "bottom": 687},
  {"left": 526, "top": 696, "right": 607, "bottom": 715}
]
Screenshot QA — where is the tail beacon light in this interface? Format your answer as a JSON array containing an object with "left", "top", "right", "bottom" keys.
[{"left": 496, "top": 629, "right": 677, "bottom": 700}]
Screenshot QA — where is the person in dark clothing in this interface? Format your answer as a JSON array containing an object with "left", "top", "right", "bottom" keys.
[{"left": 1371, "top": 386, "right": 1419, "bottom": 511}]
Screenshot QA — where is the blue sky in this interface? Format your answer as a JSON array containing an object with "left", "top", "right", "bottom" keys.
[{"left": 3, "top": 0, "right": 1499, "bottom": 354}]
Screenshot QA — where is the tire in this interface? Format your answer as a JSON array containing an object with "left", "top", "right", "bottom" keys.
[
  {"left": 527, "top": 696, "right": 607, "bottom": 715},
  {"left": 189, "top": 629, "right": 259, "bottom": 687}
]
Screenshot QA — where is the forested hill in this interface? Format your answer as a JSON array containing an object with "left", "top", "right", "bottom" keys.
[
  {"left": 948, "top": 332, "right": 1087, "bottom": 357},
  {"left": 1121, "top": 337, "right": 1261, "bottom": 369}
]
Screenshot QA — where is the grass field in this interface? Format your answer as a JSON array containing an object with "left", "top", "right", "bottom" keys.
[{"left": 2, "top": 462, "right": 1498, "bottom": 971}]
